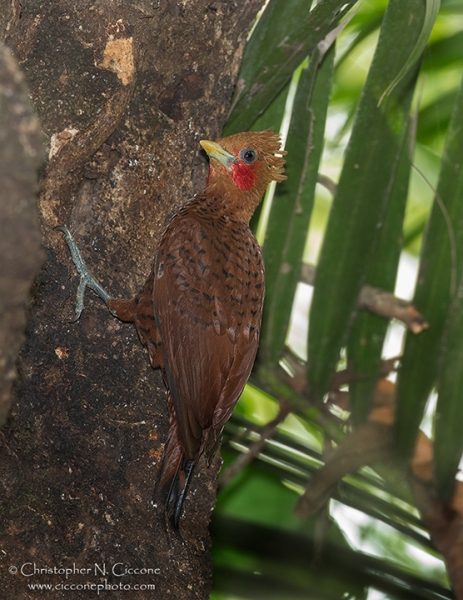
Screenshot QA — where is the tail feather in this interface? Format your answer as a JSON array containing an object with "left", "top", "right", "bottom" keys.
[
  {"left": 154, "top": 422, "right": 196, "bottom": 527},
  {"left": 170, "top": 458, "right": 195, "bottom": 527},
  {"left": 106, "top": 298, "right": 137, "bottom": 321}
]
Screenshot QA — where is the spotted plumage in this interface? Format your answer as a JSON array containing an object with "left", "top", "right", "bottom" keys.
[{"left": 59, "top": 130, "right": 286, "bottom": 526}]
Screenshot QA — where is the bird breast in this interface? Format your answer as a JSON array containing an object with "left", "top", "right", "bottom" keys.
[{"left": 154, "top": 205, "right": 265, "bottom": 346}]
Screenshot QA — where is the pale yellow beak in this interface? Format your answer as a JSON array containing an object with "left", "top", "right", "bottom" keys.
[{"left": 200, "top": 140, "right": 235, "bottom": 170}]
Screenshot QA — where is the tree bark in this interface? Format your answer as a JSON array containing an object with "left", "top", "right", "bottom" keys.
[
  {"left": 0, "top": 1, "right": 262, "bottom": 598},
  {"left": 0, "top": 43, "right": 44, "bottom": 426}
]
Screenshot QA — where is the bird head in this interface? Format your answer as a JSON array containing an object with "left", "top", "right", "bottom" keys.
[{"left": 200, "top": 130, "right": 286, "bottom": 222}]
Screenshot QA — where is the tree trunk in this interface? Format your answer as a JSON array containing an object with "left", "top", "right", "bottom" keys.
[
  {"left": 0, "top": 1, "right": 262, "bottom": 598},
  {"left": 0, "top": 44, "right": 44, "bottom": 427}
]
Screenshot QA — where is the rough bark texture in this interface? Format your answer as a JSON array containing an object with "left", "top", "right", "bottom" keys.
[
  {"left": 0, "top": 1, "right": 262, "bottom": 598},
  {"left": 0, "top": 44, "right": 44, "bottom": 426}
]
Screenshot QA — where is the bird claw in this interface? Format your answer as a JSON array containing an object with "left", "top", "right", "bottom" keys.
[{"left": 56, "top": 225, "right": 111, "bottom": 320}]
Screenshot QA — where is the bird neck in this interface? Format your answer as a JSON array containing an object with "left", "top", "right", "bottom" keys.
[{"left": 203, "top": 179, "right": 262, "bottom": 224}]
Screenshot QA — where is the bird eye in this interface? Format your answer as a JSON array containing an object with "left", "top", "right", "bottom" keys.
[{"left": 240, "top": 148, "right": 257, "bottom": 164}]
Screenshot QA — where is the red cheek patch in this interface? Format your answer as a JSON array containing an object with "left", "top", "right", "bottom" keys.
[{"left": 232, "top": 162, "right": 257, "bottom": 191}]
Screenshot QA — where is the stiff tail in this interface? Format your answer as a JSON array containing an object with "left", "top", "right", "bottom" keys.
[
  {"left": 169, "top": 458, "right": 195, "bottom": 527},
  {"left": 154, "top": 422, "right": 196, "bottom": 528}
]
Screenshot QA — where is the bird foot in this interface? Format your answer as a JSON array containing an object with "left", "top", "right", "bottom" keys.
[{"left": 56, "top": 225, "right": 111, "bottom": 321}]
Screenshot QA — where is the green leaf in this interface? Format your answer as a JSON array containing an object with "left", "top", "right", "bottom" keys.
[
  {"left": 211, "top": 514, "right": 368, "bottom": 600},
  {"left": 348, "top": 119, "right": 413, "bottom": 424},
  {"left": 423, "top": 30, "right": 463, "bottom": 71},
  {"left": 395, "top": 72, "right": 463, "bottom": 459},
  {"left": 378, "top": 0, "right": 441, "bottom": 104},
  {"left": 260, "top": 46, "right": 335, "bottom": 368},
  {"left": 417, "top": 91, "right": 458, "bottom": 148},
  {"left": 429, "top": 75, "right": 463, "bottom": 501},
  {"left": 224, "top": 0, "right": 358, "bottom": 134},
  {"left": 435, "top": 279, "right": 463, "bottom": 503},
  {"left": 308, "top": 0, "right": 422, "bottom": 400}
]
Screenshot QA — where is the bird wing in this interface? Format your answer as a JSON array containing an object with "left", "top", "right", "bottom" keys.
[{"left": 153, "top": 213, "right": 264, "bottom": 459}]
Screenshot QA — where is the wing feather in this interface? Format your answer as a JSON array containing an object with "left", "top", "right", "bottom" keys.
[{"left": 153, "top": 212, "right": 264, "bottom": 459}]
